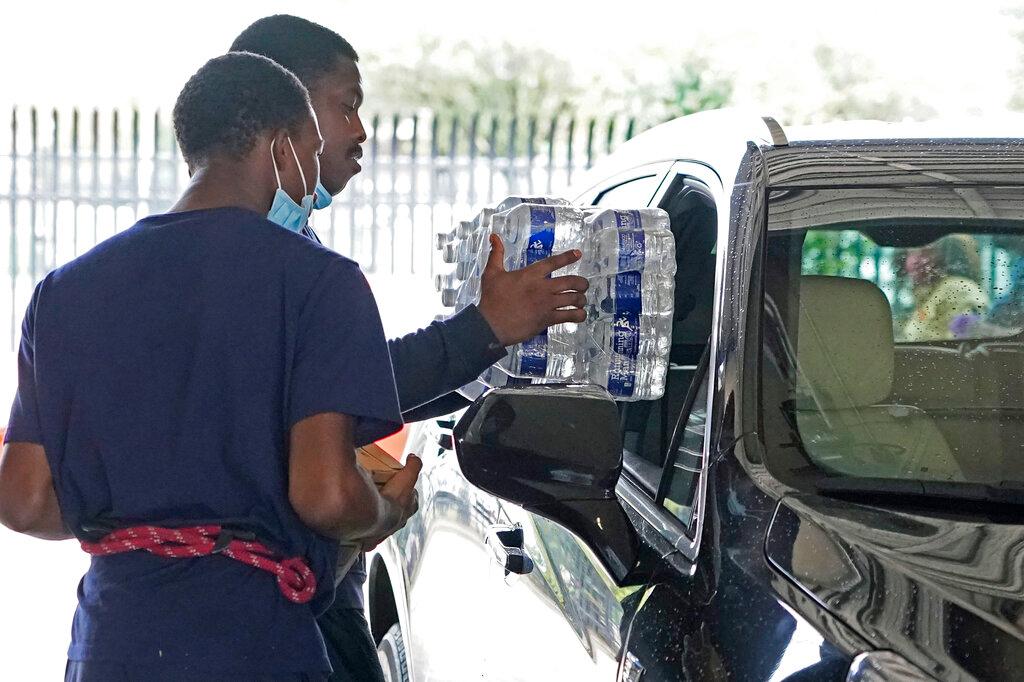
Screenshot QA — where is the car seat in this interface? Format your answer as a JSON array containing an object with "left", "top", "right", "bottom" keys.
[{"left": 793, "top": 276, "right": 963, "bottom": 482}]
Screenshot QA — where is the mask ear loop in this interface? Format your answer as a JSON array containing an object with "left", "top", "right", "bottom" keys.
[
  {"left": 286, "top": 136, "right": 309, "bottom": 197},
  {"left": 271, "top": 138, "right": 284, "bottom": 190}
]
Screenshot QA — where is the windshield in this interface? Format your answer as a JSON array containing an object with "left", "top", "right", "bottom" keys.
[{"left": 760, "top": 186, "right": 1024, "bottom": 489}]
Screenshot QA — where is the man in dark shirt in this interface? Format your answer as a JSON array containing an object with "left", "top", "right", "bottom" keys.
[
  {"left": 230, "top": 16, "right": 590, "bottom": 682},
  {"left": 0, "top": 52, "right": 420, "bottom": 680}
]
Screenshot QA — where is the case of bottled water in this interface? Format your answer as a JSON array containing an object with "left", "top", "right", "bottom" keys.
[
  {"left": 438, "top": 197, "right": 574, "bottom": 398},
  {"left": 581, "top": 208, "right": 676, "bottom": 401},
  {"left": 434, "top": 196, "right": 574, "bottom": 319},
  {"left": 439, "top": 201, "right": 675, "bottom": 402},
  {"left": 490, "top": 204, "right": 586, "bottom": 380}
]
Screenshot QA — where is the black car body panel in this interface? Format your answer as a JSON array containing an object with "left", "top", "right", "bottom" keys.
[{"left": 766, "top": 495, "right": 1024, "bottom": 680}]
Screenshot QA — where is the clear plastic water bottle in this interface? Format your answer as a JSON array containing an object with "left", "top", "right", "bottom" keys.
[
  {"left": 441, "top": 238, "right": 468, "bottom": 265},
  {"left": 472, "top": 208, "right": 496, "bottom": 229},
  {"left": 494, "top": 195, "right": 568, "bottom": 210},
  {"left": 436, "top": 220, "right": 474, "bottom": 251},
  {"left": 435, "top": 272, "right": 457, "bottom": 292},
  {"left": 489, "top": 204, "right": 586, "bottom": 379},
  {"left": 588, "top": 228, "right": 676, "bottom": 277},
  {"left": 587, "top": 312, "right": 673, "bottom": 367},
  {"left": 497, "top": 334, "right": 580, "bottom": 381},
  {"left": 582, "top": 208, "right": 676, "bottom": 401},
  {"left": 439, "top": 272, "right": 483, "bottom": 311},
  {"left": 440, "top": 287, "right": 458, "bottom": 308},
  {"left": 494, "top": 195, "right": 569, "bottom": 214},
  {"left": 491, "top": 204, "right": 586, "bottom": 275},
  {"left": 455, "top": 259, "right": 477, "bottom": 280},
  {"left": 586, "top": 347, "right": 669, "bottom": 401},
  {"left": 586, "top": 208, "right": 670, "bottom": 235},
  {"left": 583, "top": 296, "right": 673, "bottom": 401},
  {"left": 588, "top": 269, "right": 674, "bottom": 323}
]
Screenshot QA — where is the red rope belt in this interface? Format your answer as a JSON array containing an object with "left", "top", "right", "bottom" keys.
[{"left": 79, "top": 525, "right": 316, "bottom": 604}]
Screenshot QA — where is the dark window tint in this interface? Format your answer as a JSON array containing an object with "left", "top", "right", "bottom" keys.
[{"left": 660, "top": 370, "right": 709, "bottom": 530}]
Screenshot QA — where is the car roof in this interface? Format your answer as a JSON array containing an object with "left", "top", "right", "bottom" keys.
[{"left": 578, "top": 109, "right": 1024, "bottom": 193}]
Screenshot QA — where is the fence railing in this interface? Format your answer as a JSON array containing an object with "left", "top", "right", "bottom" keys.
[{"left": 0, "top": 106, "right": 640, "bottom": 349}]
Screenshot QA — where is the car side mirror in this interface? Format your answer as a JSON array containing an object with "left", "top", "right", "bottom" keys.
[{"left": 454, "top": 384, "right": 639, "bottom": 582}]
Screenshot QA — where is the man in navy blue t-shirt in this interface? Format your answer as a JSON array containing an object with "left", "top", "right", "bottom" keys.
[{"left": 0, "top": 53, "right": 421, "bottom": 680}]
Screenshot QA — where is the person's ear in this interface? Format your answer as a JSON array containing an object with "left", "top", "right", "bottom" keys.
[{"left": 269, "top": 128, "right": 293, "bottom": 181}]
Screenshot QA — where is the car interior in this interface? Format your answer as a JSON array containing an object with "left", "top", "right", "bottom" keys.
[
  {"left": 791, "top": 275, "right": 963, "bottom": 480},
  {"left": 761, "top": 225, "right": 1024, "bottom": 486}
]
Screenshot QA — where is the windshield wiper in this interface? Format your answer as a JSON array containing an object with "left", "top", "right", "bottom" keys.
[{"left": 815, "top": 476, "right": 1024, "bottom": 508}]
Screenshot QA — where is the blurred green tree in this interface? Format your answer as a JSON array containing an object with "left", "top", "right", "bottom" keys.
[
  {"left": 663, "top": 60, "right": 733, "bottom": 120},
  {"left": 364, "top": 39, "right": 581, "bottom": 154},
  {"left": 362, "top": 40, "right": 735, "bottom": 154},
  {"left": 812, "top": 45, "right": 935, "bottom": 122},
  {"left": 367, "top": 38, "right": 582, "bottom": 120}
]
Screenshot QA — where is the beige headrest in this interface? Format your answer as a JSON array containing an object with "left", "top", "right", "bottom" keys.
[{"left": 797, "top": 276, "right": 894, "bottom": 408}]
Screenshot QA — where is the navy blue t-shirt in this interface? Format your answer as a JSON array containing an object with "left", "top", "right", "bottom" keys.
[{"left": 5, "top": 207, "right": 402, "bottom": 674}]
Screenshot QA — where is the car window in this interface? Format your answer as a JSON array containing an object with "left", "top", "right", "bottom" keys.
[
  {"left": 761, "top": 185, "right": 1024, "bottom": 488},
  {"left": 593, "top": 174, "right": 660, "bottom": 207},
  {"left": 659, "top": 369, "right": 709, "bottom": 531},
  {"left": 619, "top": 175, "right": 717, "bottom": 479},
  {"left": 801, "top": 230, "right": 1024, "bottom": 342}
]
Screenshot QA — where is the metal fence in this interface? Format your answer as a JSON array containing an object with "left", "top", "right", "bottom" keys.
[{"left": 0, "top": 106, "right": 639, "bottom": 349}]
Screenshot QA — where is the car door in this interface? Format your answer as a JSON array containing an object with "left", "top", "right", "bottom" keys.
[
  {"left": 400, "top": 410, "right": 628, "bottom": 682},
  {"left": 458, "top": 163, "right": 723, "bottom": 680},
  {"left": 601, "top": 163, "right": 723, "bottom": 680},
  {"left": 399, "top": 411, "right": 508, "bottom": 681},
  {"left": 616, "top": 366, "right": 717, "bottom": 681}
]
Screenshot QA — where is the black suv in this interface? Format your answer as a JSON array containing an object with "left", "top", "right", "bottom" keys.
[{"left": 367, "top": 111, "right": 1024, "bottom": 681}]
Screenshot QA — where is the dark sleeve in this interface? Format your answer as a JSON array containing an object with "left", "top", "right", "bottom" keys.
[
  {"left": 388, "top": 304, "right": 506, "bottom": 416},
  {"left": 289, "top": 258, "right": 402, "bottom": 447},
  {"left": 5, "top": 285, "right": 42, "bottom": 444},
  {"left": 401, "top": 392, "right": 472, "bottom": 423}
]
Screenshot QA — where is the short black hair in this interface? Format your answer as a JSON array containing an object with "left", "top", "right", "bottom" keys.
[
  {"left": 172, "top": 52, "right": 312, "bottom": 167},
  {"left": 230, "top": 15, "right": 359, "bottom": 88}
]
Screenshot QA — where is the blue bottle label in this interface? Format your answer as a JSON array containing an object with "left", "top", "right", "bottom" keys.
[
  {"left": 607, "top": 270, "right": 642, "bottom": 397},
  {"left": 607, "top": 351, "right": 637, "bottom": 398},
  {"left": 616, "top": 229, "right": 646, "bottom": 272},
  {"left": 518, "top": 207, "right": 557, "bottom": 376},
  {"left": 613, "top": 210, "right": 644, "bottom": 230}
]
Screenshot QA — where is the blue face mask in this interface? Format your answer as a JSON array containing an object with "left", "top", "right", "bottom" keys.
[
  {"left": 267, "top": 137, "right": 315, "bottom": 232},
  {"left": 313, "top": 180, "right": 333, "bottom": 211}
]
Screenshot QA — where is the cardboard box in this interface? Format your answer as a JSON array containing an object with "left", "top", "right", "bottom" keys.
[
  {"left": 336, "top": 444, "right": 405, "bottom": 585},
  {"left": 357, "top": 443, "right": 403, "bottom": 486}
]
